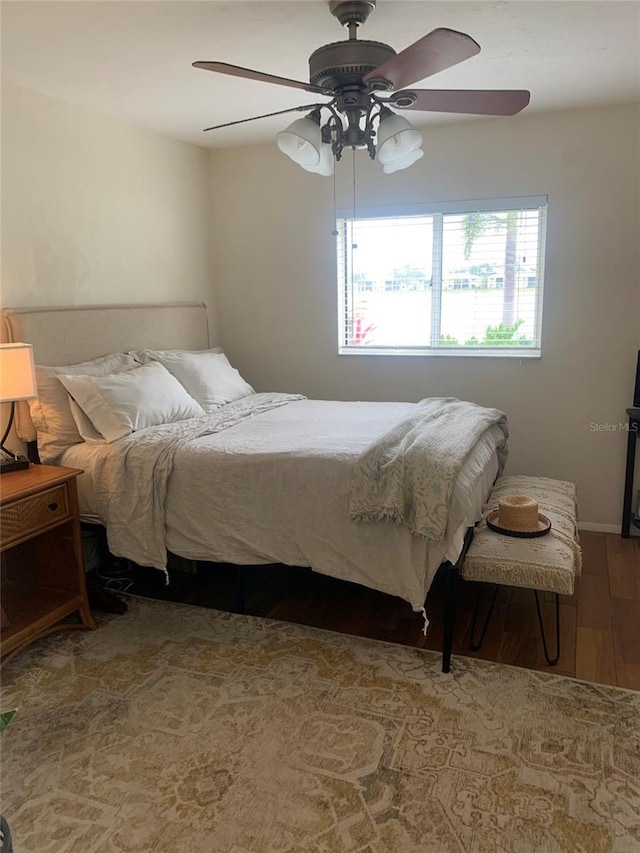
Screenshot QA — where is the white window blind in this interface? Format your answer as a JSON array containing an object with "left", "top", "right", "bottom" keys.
[{"left": 337, "top": 197, "right": 547, "bottom": 356}]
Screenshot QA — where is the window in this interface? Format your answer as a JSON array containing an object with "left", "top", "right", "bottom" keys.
[{"left": 337, "top": 197, "right": 547, "bottom": 356}]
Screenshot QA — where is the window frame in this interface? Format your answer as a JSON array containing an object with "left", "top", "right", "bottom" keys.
[{"left": 336, "top": 195, "right": 547, "bottom": 358}]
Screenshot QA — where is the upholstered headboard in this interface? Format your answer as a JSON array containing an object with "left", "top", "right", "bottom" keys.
[{"left": 2, "top": 302, "right": 212, "bottom": 443}]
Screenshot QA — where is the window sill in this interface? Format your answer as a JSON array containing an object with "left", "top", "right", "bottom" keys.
[{"left": 338, "top": 346, "right": 542, "bottom": 358}]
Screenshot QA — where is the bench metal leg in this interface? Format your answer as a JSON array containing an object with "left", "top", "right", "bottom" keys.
[
  {"left": 469, "top": 583, "right": 500, "bottom": 652},
  {"left": 534, "top": 590, "right": 560, "bottom": 666},
  {"left": 468, "top": 584, "right": 561, "bottom": 666}
]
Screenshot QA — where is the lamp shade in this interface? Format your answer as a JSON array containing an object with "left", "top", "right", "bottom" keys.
[
  {"left": 0, "top": 343, "right": 37, "bottom": 402},
  {"left": 377, "top": 111, "right": 423, "bottom": 165},
  {"left": 276, "top": 113, "right": 322, "bottom": 167},
  {"left": 302, "top": 142, "right": 335, "bottom": 176},
  {"left": 382, "top": 147, "right": 424, "bottom": 174}
]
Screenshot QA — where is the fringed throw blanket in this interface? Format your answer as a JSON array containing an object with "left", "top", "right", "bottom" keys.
[{"left": 350, "top": 397, "right": 509, "bottom": 541}]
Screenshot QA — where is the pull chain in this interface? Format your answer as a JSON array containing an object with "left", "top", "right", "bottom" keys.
[
  {"left": 351, "top": 148, "right": 358, "bottom": 285},
  {"left": 352, "top": 146, "right": 357, "bottom": 228},
  {"left": 331, "top": 159, "right": 338, "bottom": 237}
]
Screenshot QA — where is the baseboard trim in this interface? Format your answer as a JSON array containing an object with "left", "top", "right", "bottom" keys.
[{"left": 578, "top": 522, "right": 622, "bottom": 534}]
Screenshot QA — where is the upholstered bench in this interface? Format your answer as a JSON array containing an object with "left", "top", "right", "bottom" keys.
[{"left": 462, "top": 475, "right": 582, "bottom": 665}]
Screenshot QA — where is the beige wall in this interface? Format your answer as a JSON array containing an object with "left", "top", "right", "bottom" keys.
[
  {"left": 208, "top": 103, "right": 640, "bottom": 529},
  {"left": 1, "top": 81, "right": 214, "bottom": 331}
]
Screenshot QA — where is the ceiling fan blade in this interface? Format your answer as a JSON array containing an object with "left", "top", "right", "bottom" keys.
[
  {"left": 388, "top": 89, "right": 531, "bottom": 116},
  {"left": 203, "top": 104, "right": 322, "bottom": 133},
  {"left": 364, "top": 28, "right": 480, "bottom": 91},
  {"left": 193, "top": 61, "right": 333, "bottom": 96}
]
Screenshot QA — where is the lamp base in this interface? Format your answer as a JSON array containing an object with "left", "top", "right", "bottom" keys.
[{"left": 0, "top": 454, "right": 30, "bottom": 474}]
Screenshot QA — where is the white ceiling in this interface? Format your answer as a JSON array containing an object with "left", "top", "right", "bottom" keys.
[{"left": 2, "top": 1, "right": 639, "bottom": 149}]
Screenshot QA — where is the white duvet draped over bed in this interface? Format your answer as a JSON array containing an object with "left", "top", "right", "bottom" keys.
[{"left": 79, "top": 394, "right": 507, "bottom": 611}]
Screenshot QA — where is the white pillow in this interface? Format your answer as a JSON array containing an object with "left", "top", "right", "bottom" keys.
[
  {"left": 29, "top": 353, "right": 139, "bottom": 462},
  {"left": 139, "top": 351, "right": 254, "bottom": 413},
  {"left": 59, "top": 362, "right": 205, "bottom": 443},
  {"left": 69, "top": 399, "right": 106, "bottom": 444}
]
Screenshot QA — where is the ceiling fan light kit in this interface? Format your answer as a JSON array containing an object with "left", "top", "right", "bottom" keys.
[
  {"left": 376, "top": 107, "right": 423, "bottom": 165},
  {"left": 301, "top": 132, "right": 336, "bottom": 176},
  {"left": 195, "top": 0, "right": 530, "bottom": 176},
  {"left": 382, "top": 147, "right": 424, "bottom": 175},
  {"left": 276, "top": 111, "right": 323, "bottom": 167}
]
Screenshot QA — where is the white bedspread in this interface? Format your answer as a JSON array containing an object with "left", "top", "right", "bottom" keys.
[{"left": 62, "top": 396, "right": 506, "bottom": 610}]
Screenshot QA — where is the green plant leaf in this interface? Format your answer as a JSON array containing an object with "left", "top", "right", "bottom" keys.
[
  {"left": 439, "top": 334, "right": 459, "bottom": 347},
  {"left": 464, "top": 320, "right": 533, "bottom": 347},
  {"left": 0, "top": 710, "right": 17, "bottom": 732}
]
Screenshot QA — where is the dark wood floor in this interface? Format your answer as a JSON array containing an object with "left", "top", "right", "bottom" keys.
[{"left": 100, "top": 531, "right": 640, "bottom": 690}]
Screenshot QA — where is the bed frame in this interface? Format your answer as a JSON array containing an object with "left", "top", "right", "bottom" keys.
[{"left": 2, "top": 302, "right": 468, "bottom": 673}]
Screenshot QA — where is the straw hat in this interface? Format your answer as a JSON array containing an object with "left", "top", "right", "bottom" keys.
[{"left": 486, "top": 495, "right": 551, "bottom": 538}]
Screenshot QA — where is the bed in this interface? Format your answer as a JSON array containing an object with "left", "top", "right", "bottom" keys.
[{"left": 2, "top": 302, "right": 508, "bottom": 671}]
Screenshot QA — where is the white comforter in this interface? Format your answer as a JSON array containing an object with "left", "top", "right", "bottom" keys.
[{"left": 76, "top": 395, "right": 507, "bottom": 610}]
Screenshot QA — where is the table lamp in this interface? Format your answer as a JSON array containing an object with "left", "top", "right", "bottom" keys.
[{"left": 0, "top": 343, "right": 37, "bottom": 473}]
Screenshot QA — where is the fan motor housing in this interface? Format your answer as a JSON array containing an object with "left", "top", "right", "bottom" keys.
[
  {"left": 309, "top": 40, "right": 396, "bottom": 91},
  {"left": 329, "top": 0, "right": 376, "bottom": 28}
]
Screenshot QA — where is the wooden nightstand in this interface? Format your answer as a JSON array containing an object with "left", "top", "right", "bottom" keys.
[{"left": 1, "top": 465, "right": 96, "bottom": 667}]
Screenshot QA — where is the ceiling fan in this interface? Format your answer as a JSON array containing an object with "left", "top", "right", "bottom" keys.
[{"left": 193, "top": 0, "right": 530, "bottom": 175}]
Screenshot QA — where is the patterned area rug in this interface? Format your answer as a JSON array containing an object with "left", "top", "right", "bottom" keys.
[{"left": 1, "top": 597, "right": 639, "bottom": 853}]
